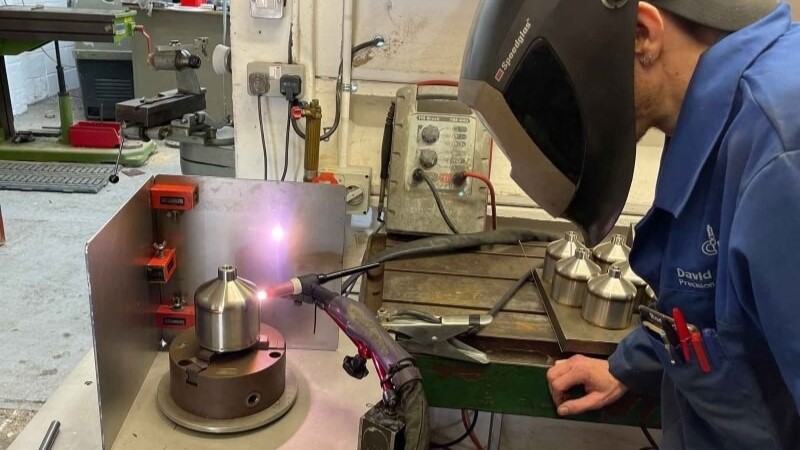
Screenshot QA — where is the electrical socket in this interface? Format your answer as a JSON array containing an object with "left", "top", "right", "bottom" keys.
[
  {"left": 246, "top": 62, "right": 305, "bottom": 98},
  {"left": 250, "top": 0, "right": 284, "bottom": 19},
  {"left": 248, "top": 72, "right": 269, "bottom": 96},
  {"left": 319, "top": 167, "right": 372, "bottom": 216}
]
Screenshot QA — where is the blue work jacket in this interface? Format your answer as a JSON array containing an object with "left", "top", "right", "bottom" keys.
[{"left": 608, "top": 4, "right": 800, "bottom": 449}]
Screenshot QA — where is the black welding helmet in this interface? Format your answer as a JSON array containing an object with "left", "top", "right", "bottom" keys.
[{"left": 459, "top": 0, "right": 638, "bottom": 246}]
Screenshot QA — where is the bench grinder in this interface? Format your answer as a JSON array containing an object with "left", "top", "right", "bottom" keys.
[{"left": 156, "top": 265, "right": 298, "bottom": 433}]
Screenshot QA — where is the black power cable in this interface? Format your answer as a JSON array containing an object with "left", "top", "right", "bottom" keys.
[
  {"left": 257, "top": 95, "right": 269, "bottom": 180},
  {"left": 414, "top": 169, "right": 460, "bottom": 234},
  {"left": 429, "top": 410, "right": 479, "bottom": 449},
  {"left": 291, "top": 36, "right": 385, "bottom": 141},
  {"left": 281, "top": 102, "right": 291, "bottom": 181},
  {"left": 640, "top": 424, "right": 660, "bottom": 450},
  {"left": 281, "top": 21, "right": 294, "bottom": 181},
  {"left": 377, "top": 102, "right": 396, "bottom": 223}
]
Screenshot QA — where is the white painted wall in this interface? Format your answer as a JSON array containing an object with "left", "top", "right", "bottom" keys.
[
  {"left": 231, "top": 0, "right": 662, "bottom": 225},
  {"left": 4, "top": 0, "right": 80, "bottom": 116}
]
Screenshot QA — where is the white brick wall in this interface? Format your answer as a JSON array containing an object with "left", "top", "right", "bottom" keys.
[{"left": 4, "top": 0, "right": 80, "bottom": 115}]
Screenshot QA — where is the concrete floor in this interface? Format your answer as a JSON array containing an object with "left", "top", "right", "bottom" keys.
[{"left": 0, "top": 93, "right": 180, "bottom": 448}]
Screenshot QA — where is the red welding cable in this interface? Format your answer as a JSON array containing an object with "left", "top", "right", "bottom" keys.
[
  {"left": 417, "top": 80, "right": 459, "bottom": 87},
  {"left": 135, "top": 25, "right": 152, "bottom": 56},
  {"left": 462, "top": 171, "right": 497, "bottom": 231},
  {"left": 461, "top": 409, "right": 486, "bottom": 450}
]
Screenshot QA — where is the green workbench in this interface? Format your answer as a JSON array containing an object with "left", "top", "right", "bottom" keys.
[
  {"left": 362, "top": 228, "right": 660, "bottom": 429},
  {"left": 0, "top": 6, "right": 155, "bottom": 166}
]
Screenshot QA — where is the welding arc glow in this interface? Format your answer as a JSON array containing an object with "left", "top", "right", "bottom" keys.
[
  {"left": 271, "top": 225, "right": 285, "bottom": 242},
  {"left": 257, "top": 290, "right": 268, "bottom": 301}
]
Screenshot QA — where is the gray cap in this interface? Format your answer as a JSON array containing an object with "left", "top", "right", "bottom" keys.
[{"left": 650, "top": 0, "right": 778, "bottom": 31}]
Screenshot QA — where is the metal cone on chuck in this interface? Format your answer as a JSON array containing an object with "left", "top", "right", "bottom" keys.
[
  {"left": 550, "top": 248, "right": 601, "bottom": 308},
  {"left": 543, "top": 231, "right": 585, "bottom": 283},
  {"left": 194, "top": 265, "right": 261, "bottom": 353}
]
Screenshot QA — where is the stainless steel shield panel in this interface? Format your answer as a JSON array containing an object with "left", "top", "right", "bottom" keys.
[{"left": 86, "top": 178, "right": 159, "bottom": 450}]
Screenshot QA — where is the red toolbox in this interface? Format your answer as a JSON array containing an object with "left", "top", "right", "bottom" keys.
[
  {"left": 69, "top": 121, "right": 122, "bottom": 149},
  {"left": 180, "top": 0, "right": 204, "bottom": 6}
]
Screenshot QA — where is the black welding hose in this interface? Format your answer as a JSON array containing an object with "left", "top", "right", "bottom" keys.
[
  {"left": 341, "top": 228, "right": 559, "bottom": 294},
  {"left": 402, "top": 380, "right": 430, "bottom": 450}
]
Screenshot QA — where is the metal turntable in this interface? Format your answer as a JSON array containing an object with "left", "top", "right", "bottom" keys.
[{"left": 156, "top": 265, "right": 298, "bottom": 433}]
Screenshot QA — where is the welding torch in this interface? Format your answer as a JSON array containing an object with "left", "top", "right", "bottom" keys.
[{"left": 266, "top": 263, "right": 421, "bottom": 406}]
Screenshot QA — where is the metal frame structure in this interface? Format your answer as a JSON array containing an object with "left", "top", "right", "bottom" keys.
[
  {"left": 0, "top": 6, "right": 137, "bottom": 133},
  {"left": 86, "top": 175, "right": 346, "bottom": 449}
]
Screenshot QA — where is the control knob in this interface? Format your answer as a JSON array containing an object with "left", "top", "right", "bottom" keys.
[
  {"left": 418, "top": 149, "right": 439, "bottom": 169},
  {"left": 420, "top": 125, "right": 440, "bottom": 144}
]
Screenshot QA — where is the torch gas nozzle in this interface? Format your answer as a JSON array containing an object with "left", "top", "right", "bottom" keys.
[{"left": 265, "top": 262, "right": 383, "bottom": 301}]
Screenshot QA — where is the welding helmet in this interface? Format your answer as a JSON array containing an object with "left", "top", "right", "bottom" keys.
[{"left": 459, "top": 0, "right": 638, "bottom": 246}]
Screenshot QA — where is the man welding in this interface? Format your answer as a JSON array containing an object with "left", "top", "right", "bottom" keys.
[{"left": 459, "top": 0, "right": 800, "bottom": 448}]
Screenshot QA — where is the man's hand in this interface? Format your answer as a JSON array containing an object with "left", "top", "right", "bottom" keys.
[{"left": 546, "top": 355, "right": 628, "bottom": 416}]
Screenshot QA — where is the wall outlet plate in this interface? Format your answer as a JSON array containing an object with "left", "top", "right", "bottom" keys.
[
  {"left": 250, "top": 0, "right": 285, "bottom": 19},
  {"left": 246, "top": 62, "right": 305, "bottom": 98},
  {"left": 319, "top": 166, "right": 372, "bottom": 216}
]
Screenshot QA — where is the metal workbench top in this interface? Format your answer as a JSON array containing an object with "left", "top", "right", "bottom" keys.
[{"left": 9, "top": 331, "right": 381, "bottom": 450}]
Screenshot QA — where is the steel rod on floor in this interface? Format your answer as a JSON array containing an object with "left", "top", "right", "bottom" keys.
[{"left": 38, "top": 420, "right": 61, "bottom": 450}]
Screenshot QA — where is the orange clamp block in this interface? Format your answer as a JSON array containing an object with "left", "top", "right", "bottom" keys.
[
  {"left": 147, "top": 248, "right": 176, "bottom": 284},
  {"left": 150, "top": 183, "right": 199, "bottom": 211},
  {"left": 156, "top": 304, "right": 195, "bottom": 330}
]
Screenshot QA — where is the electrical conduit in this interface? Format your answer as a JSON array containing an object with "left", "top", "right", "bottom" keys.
[{"left": 338, "top": 0, "right": 354, "bottom": 167}]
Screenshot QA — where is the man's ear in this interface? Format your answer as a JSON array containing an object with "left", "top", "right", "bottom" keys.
[{"left": 636, "top": 2, "right": 665, "bottom": 63}]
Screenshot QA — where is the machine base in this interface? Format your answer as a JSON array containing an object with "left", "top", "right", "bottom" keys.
[
  {"left": 0, "top": 139, "right": 156, "bottom": 167},
  {"left": 157, "top": 367, "right": 298, "bottom": 434}
]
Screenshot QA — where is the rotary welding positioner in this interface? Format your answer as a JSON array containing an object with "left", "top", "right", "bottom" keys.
[{"left": 84, "top": 176, "right": 435, "bottom": 450}]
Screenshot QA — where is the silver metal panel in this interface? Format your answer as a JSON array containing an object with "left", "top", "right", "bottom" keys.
[
  {"left": 154, "top": 175, "right": 345, "bottom": 350},
  {"left": 85, "top": 177, "right": 159, "bottom": 450},
  {"left": 534, "top": 268, "right": 636, "bottom": 356}
]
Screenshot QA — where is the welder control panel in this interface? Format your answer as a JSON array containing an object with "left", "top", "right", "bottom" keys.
[
  {"left": 406, "top": 114, "right": 477, "bottom": 194},
  {"left": 386, "top": 84, "right": 492, "bottom": 236}
]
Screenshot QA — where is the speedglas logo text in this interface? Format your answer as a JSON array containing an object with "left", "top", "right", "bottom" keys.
[{"left": 495, "top": 18, "right": 532, "bottom": 82}]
